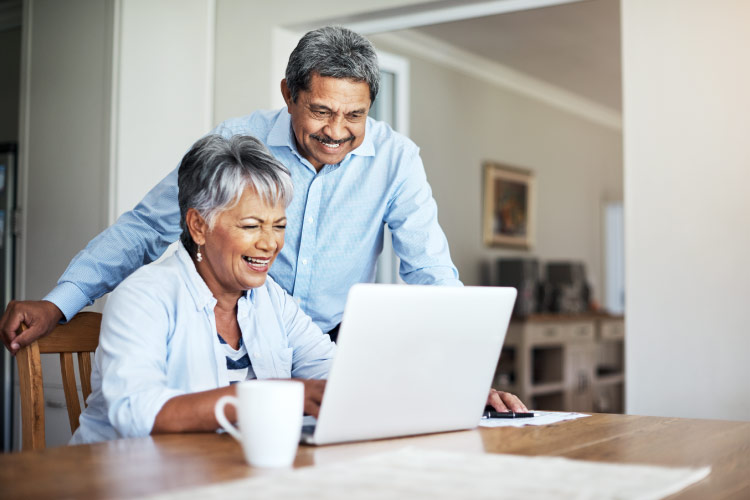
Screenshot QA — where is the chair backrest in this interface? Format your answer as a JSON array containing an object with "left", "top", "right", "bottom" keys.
[{"left": 16, "top": 312, "right": 101, "bottom": 450}]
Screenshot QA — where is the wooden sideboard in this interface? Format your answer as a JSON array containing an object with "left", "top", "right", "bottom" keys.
[{"left": 493, "top": 314, "right": 625, "bottom": 413}]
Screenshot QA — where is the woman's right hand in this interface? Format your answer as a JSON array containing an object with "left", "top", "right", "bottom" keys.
[{"left": 297, "top": 379, "right": 327, "bottom": 418}]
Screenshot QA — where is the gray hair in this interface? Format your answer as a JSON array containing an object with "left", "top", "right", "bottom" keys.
[
  {"left": 285, "top": 26, "right": 380, "bottom": 103},
  {"left": 178, "top": 134, "right": 293, "bottom": 257}
]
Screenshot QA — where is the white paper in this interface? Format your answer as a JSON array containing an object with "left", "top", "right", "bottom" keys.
[
  {"left": 478, "top": 410, "right": 590, "bottom": 428},
  {"left": 146, "top": 447, "right": 710, "bottom": 500}
]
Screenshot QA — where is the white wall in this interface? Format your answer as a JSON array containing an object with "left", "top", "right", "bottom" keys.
[
  {"left": 623, "top": 0, "right": 750, "bottom": 420},
  {"left": 17, "top": 0, "right": 217, "bottom": 447},
  {"left": 369, "top": 36, "right": 623, "bottom": 297},
  {"left": 19, "top": 0, "right": 114, "bottom": 305},
  {"left": 212, "top": 0, "right": 434, "bottom": 121},
  {"left": 18, "top": 0, "right": 116, "bottom": 448},
  {"left": 113, "top": 0, "right": 215, "bottom": 219}
]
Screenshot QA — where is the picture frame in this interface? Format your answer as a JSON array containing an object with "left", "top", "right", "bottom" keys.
[{"left": 482, "top": 162, "right": 536, "bottom": 249}]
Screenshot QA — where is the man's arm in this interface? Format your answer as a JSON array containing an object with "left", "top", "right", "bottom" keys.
[
  {"left": 0, "top": 168, "right": 181, "bottom": 353},
  {"left": 385, "top": 148, "right": 462, "bottom": 286}
]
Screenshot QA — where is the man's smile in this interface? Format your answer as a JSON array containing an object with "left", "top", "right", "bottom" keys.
[{"left": 310, "top": 133, "right": 355, "bottom": 149}]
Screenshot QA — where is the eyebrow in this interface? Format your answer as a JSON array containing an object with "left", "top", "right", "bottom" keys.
[
  {"left": 309, "top": 103, "right": 367, "bottom": 115},
  {"left": 240, "top": 216, "right": 287, "bottom": 224}
]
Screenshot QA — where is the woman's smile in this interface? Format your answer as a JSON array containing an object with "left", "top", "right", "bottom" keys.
[{"left": 243, "top": 255, "right": 272, "bottom": 273}]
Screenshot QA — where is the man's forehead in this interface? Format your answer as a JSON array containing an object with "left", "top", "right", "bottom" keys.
[{"left": 301, "top": 75, "right": 371, "bottom": 110}]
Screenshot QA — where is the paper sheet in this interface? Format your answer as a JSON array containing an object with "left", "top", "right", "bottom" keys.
[
  {"left": 478, "top": 410, "right": 590, "bottom": 427},
  {"left": 146, "top": 447, "right": 710, "bottom": 500}
]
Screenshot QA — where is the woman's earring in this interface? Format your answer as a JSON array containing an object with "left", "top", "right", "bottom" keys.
[{"left": 196, "top": 246, "right": 203, "bottom": 263}]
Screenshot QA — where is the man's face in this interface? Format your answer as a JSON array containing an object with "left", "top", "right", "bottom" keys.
[{"left": 281, "top": 73, "right": 370, "bottom": 171}]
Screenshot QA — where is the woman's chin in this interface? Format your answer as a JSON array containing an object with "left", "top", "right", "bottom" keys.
[{"left": 242, "top": 273, "right": 268, "bottom": 290}]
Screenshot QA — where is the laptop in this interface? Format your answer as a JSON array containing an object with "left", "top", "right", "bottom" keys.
[{"left": 301, "top": 283, "right": 517, "bottom": 445}]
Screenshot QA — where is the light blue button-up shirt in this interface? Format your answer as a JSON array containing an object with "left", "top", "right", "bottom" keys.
[
  {"left": 47, "top": 108, "right": 461, "bottom": 333},
  {"left": 70, "top": 243, "right": 335, "bottom": 444}
]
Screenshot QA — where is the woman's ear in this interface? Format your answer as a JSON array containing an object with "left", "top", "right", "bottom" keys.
[{"left": 186, "top": 208, "right": 208, "bottom": 246}]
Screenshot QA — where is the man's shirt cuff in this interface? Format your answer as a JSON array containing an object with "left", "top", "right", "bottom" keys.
[{"left": 43, "top": 282, "right": 93, "bottom": 323}]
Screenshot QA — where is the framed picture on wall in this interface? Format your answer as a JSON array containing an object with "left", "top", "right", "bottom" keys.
[{"left": 482, "top": 162, "right": 536, "bottom": 249}]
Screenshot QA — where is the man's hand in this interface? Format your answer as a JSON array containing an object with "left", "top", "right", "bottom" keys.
[
  {"left": 0, "top": 300, "right": 63, "bottom": 354},
  {"left": 296, "top": 379, "right": 327, "bottom": 418},
  {"left": 486, "top": 389, "right": 528, "bottom": 413}
]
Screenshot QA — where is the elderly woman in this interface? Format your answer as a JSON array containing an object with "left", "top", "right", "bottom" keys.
[{"left": 71, "top": 134, "right": 335, "bottom": 444}]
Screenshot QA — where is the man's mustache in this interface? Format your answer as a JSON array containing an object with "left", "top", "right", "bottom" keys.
[{"left": 310, "top": 133, "right": 355, "bottom": 145}]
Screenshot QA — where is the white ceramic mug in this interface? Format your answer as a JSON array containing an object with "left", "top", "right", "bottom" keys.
[{"left": 214, "top": 380, "right": 304, "bottom": 467}]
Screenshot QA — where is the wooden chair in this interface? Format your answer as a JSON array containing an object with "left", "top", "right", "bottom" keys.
[{"left": 16, "top": 312, "right": 101, "bottom": 450}]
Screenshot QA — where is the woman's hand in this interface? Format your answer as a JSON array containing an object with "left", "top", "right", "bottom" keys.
[
  {"left": 486, "top": 389, "right": 528, "bottom": 413},
  {"left": 296, "top": 379, "right": 327, "bottom": 418}
]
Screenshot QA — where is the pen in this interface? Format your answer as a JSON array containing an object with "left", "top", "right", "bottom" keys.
[{"left": 482, "top": 410, "right": 536, "bottom": 419}]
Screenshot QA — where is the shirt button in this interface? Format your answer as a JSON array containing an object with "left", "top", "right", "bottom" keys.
[
  {"left": 302, "top": 259, "right": 308, "bottom": 265},
  {"left": 295, "top": 297, "right": 302, "bottom": 304},
  {"left": 307, "top": 216, "right": 313, "bottom": 223},
  {"left": 253, "top": 352, "right": 260, "bottom": 359}
]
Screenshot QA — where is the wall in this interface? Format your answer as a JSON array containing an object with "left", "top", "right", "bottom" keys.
[
  {"left": 212, "top": 0, "right": 434, "bottom": 121},
  {"left": 18, "top": 0, "right": 116, "bottom": 448},
  {"left": 113, "top": 0, "right": 215, "bottom": 218},
  {"left": 370, "top": 35, "right": 623, "bottom": 297},
  {"left": 20, "top": 0, "right": 114, "bottom": 314},
  {"left": 17, "top": 0, "right": 217, "bottom": 447},
  {"left": 622, "top": 0, "right": 750, "bottom": 420},
  {"left": 0, "top": 27, "right": 21, "bottom": 142}
]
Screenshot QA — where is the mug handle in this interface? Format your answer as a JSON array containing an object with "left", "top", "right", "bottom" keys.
[{"left": 214, "top": 395, "right": 242, "bottom": 441}]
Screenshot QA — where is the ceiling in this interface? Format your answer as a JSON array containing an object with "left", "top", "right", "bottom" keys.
[{"left": 409, "top": 0, "right": 621, "bottom": 111}]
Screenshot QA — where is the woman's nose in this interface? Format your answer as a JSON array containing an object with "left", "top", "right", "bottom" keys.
[{"left": 256, "top": 230, "right": 277, "bottom": 251}]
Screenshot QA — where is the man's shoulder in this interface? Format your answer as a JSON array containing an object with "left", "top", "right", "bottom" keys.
[{"left": 213, "top": 109, "right": 284, "bottom": 142}]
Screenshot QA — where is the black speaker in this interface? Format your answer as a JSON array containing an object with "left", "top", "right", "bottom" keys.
[
  {"left": 497, "top": 258, "right": 539, "bottom": 318},
  {"left": 545, "top": 261, "right": 589, "bottom": 314}
]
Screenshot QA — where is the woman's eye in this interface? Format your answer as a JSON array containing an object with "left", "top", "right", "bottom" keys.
[
  {"left": 243, "top": 225, "right": 259, "bottom": 230},
  {"left": 274, "top": 225, "right": 287, "bottom": 230}
]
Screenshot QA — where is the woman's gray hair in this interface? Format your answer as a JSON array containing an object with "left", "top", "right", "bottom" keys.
[
  {"left": 285, "top": 26, "right": 380, "bottom": 103},
  {"left": 178, "top": 134, "right": 293, "bottom": 257}
]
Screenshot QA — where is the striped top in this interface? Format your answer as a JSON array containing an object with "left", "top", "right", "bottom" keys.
[{"left": 217, "top": 333, "right": 256, "bottom": 384}]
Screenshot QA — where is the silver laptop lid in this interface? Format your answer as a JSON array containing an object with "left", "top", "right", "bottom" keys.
[{"left": 310, "top": 284, "right": 516, "bottom": 445}]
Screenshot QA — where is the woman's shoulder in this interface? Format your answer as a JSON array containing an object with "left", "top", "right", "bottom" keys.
[
  {"left": 109, "top": 250, "right": 186, "bottom": 304},
  {"left": 254, "top": 275, "right": 285, "bottom": 305}
]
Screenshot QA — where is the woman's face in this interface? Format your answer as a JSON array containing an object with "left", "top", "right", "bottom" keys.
[{"left": 193, "top": 187, "right": 286, "bottom": 297}]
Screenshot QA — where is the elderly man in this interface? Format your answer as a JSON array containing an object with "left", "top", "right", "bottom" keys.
[{"left": 1, "top": 26, "right": 524, "bottom": 412}]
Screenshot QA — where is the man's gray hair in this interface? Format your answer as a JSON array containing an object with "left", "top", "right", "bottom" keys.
[
  {"left": 285, "top": 26, "right": 380, "bottom": 103},
  {"left": 178, "top": 134, "right": 293, "bottom": 257}
]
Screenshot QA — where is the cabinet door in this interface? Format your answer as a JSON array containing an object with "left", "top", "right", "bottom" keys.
[{"left": 565, "top": 342, "right": 595, "bottom": 412}]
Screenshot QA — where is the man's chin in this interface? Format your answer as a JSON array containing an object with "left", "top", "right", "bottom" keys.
[{"left": 312, "top": 150, "right": 348, "bottom": 166}]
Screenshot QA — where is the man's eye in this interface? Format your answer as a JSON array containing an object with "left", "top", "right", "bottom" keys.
[{"left": 313, "top": 110, "right": 328, "bottom": 117}]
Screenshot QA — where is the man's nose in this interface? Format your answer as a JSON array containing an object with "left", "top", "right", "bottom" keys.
[{"left": 323, "top": 115, "right": 347, "bottom": 140}]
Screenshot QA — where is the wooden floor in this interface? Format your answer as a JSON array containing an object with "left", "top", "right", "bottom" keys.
[{"left": 1, "top": 413, "right": 749, "bottom": 499}]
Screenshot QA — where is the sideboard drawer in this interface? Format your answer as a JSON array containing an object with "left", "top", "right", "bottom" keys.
[
  {"left": 563, "top": 322, "right": 596, "bottom": 342},
  {"left": 599, "top": 320, "right": 624, "bottom": 341},
  {"left": 527, "top": 323, "right": 565, "bottom": 345}
]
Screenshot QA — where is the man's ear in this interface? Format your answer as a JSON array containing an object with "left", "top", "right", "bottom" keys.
[
  {"left": 186, "top": 208, "right": 208, "bottom": 246},
  {"left": 280, "top": 79, "right": 293, "bottom": 110}
]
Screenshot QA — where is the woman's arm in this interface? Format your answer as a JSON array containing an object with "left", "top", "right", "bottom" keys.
[{"left": 152, "top": 385, "right": 236, "bottom": 433}]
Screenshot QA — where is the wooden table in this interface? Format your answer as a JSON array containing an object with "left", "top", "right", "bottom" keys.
[{"left": 2, "top": 413, "right": 749, "bottom": 499}]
